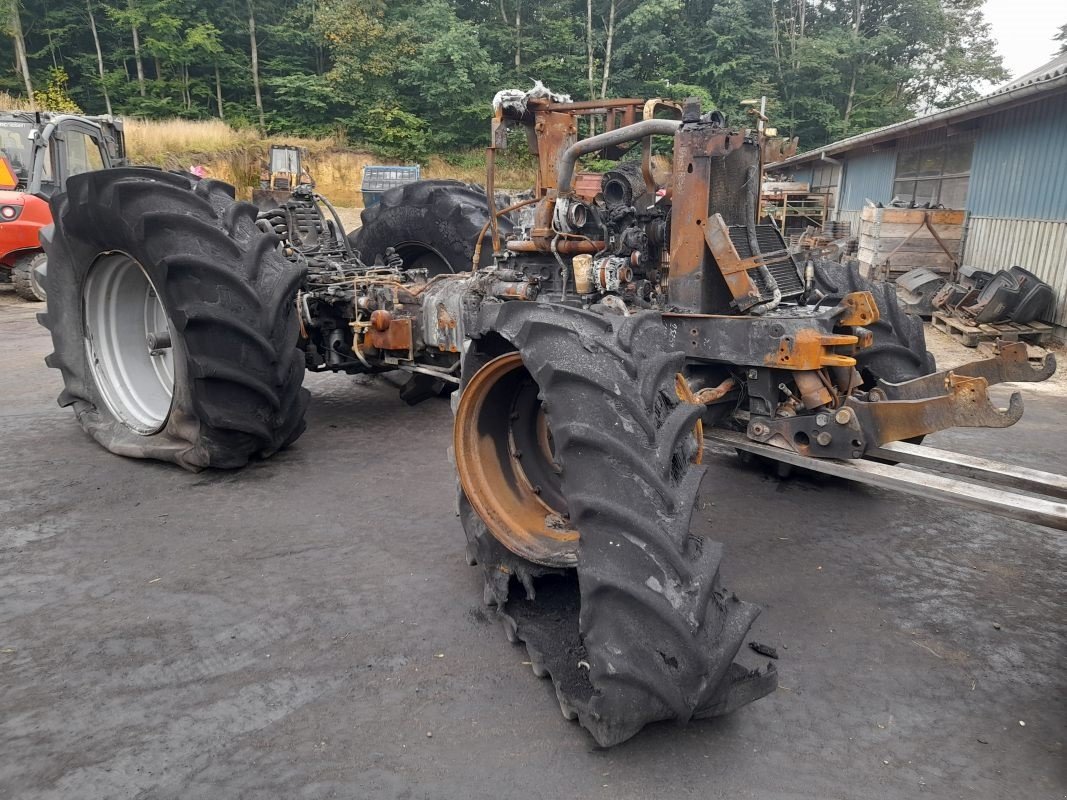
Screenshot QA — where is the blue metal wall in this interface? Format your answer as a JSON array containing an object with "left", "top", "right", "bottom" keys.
[
  {"left": 967, "top": 92, "right": 1067, "bottom": 219},
  {"left": 839, "top": 150, "right": 897, "bottom": 210},
  {"left": 964, "top": 91, "right": 1067, "bottom": 328}
]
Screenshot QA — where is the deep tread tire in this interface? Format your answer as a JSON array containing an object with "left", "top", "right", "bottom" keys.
[
  {"left": 350, "top": 180, "right": 514, "bottom": 272},
  {"left": 811, "top": 259, "right": 936, "bottom": 383},
  {"left": 460, "top": 304, "right": 776, "bottom": 747},
  {"left": 39, "top": 168, "right": 309, "bottom": 471},
  {"left": 12, "top": 251, "right": 47, "bottom": 301}
]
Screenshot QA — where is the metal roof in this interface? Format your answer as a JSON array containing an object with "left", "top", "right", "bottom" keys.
[
  {"left": 768, "top": 53, "right": 1067, "bottom": 170},
  {"left": 991, "top": 51, "right": 1067, "bottom": 96}
]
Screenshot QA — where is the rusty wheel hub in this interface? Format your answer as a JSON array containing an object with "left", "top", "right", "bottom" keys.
[{"left": 454, "top": 352, "right": 578, "bottom": 567}]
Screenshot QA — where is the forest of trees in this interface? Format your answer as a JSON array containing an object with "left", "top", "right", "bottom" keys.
[{"left": 3, "top": 0, "right": 1018, "bottom": 158}]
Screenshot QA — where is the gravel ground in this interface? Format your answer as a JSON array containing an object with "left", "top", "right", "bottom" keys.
[
  {"left": 330, "top": 207, "right": 362, "bottom": 236},
  {"left": 1, "top": 285, "right": 1063, "bottom": 799}
]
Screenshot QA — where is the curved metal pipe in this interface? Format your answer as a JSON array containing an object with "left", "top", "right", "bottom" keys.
[
  {"left": 556, "top": 119, "right": 681, "bottom": 195},
  {"left": 506, "top": 239, "right": 604, "bottom": 254}
]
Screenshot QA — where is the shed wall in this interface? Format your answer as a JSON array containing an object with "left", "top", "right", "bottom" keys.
[
  {"left": 962, "top": 92, "right": 1067, "bottom": 328},
  {"left": 967, "top": 92, "right": 1067, "bottom": 219},
  {"left": 839, "top": 150, "right": 898, "bottom": 211}
]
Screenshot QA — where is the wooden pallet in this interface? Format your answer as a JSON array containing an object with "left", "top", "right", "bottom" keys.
[{"left": 931, "top": 311, "right": 1053, "bottom": 348}]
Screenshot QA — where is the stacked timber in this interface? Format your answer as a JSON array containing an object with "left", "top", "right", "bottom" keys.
[{"left": 858, "top": 207, "right": 964, "bottom": 281}]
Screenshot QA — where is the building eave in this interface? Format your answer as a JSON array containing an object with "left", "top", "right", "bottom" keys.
[{"left": 767, "top": 69, "right": 1067, "bottom": 171}]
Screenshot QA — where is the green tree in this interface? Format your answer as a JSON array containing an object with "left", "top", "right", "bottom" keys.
[{"left": 1, "top": 0, "right": 1014, "bottom": 154}]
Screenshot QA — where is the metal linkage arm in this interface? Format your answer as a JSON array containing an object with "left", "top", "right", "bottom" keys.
[{"left": 874, "top": 341, "right": 1056, "bottom": 401}]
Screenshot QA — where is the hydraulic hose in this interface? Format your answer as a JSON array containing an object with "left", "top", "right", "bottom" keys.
[{"left": 743, "top": 164, "right": 781, "bottom": 313}]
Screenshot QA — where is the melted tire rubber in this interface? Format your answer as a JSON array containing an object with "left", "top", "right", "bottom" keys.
[
  {"left": 40, "top": 168, "right": 309, "bottom": 470},
  {"left": 458, "top": 304, "right": 777, "bottom": 747}
]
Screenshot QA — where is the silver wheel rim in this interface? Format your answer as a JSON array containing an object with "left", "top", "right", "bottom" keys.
[
  {"left": 30, "top": 256, "right": 46, "bottom": 300},
  {"left": 83, "top": 254, "right": 175, "bottom": 434}
]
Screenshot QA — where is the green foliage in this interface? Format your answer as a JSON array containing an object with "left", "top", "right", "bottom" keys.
[
  {"left": 393, "top": 0, "right": 499, "bottom": 149},
  {"left": 358, "top": 104, "right": 431, "bottom": 162},
  {"left": 265, "top": 73, "right": 351, "bottom": 136},
  {"left": 36, "top": 67, "right": 83, "bottom": 113},
  {"left": 4, "top": 0, "right": 1015, "bottom": 152}
]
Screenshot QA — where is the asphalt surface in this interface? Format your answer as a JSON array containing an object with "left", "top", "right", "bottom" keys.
[{"left": 1, "top": 285, "right": 1064, "bottom": 799}]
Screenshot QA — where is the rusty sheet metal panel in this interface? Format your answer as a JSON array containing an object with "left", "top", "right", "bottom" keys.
[
  {"left": 534, "top": 111, "right": 578, "bottom": 190},
  {"left": 365, "top": 317, "right": 413, "bottom": 353},
  {"left": 573, "top": 172, "right": 603, "bottom": 201},
  {"left": 962, "top": 217, "right": 1067, "bottom": 328},
  {"left": 669, "top": 124, "right": 760, "bottom": 313}
]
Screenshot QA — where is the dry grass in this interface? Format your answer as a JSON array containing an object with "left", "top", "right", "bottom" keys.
[
  {"left": 123, "top": 119, "right": 538, "bottom": 201},
  {"left": 123, "top": 118, "right": 346, "bottom": 163},
  {"left": 120, "top": 118, "right": 349, "bottom": 200},
  {"left": 0, "top": 92, "right": 35, "bottom": 111},
  {"left": 0, "top": 108, "right": 538, "bottom": 205},
  {"left": 123, "top": 118, "right": 258, "bottom": 159}
]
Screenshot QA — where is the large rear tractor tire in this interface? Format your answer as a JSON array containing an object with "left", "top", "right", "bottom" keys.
[
  {"left": 13, "top": 251, "right": 47, "bottom": 302},
  {"left": 811, "top": 259, "right": 935, "bottom": 384},
  {"left": 454, "top": 304, "right": 776, "bottom": 747},
  {"left": 39, "top": 168, "right": 309, "bottom": 471},
  {"left": 350, "top": 180, "right": 513, "bottom": 274}
]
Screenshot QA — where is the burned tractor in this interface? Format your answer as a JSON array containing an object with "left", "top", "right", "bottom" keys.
[{"left": 38, "top": 91, "right": 1060, "bottom": 747}]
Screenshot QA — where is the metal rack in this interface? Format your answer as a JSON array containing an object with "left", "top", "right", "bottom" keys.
[{"left": 761, "top": 190, "right": 831, "bottom": 235}]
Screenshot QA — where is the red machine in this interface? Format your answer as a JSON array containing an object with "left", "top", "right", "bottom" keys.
[{"left": 0, "top": 112, "right": 124, "bottom": 300}]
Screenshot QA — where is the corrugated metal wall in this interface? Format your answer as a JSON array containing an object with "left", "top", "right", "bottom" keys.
[
  {"left": 962, "top": 92, "right": 1067, "bottom": 328},
  {"left": 967, "top": 92, "right": 1067, "bottom": 218},
  {"left": 964, "top": 219, "right": 1067, "bottom": 326},
  {"left": 839, "top": 150, "right": 897, "bottom": 211},
  {"left": 833, "top": 150, "right": 897, "bottom": 236}
]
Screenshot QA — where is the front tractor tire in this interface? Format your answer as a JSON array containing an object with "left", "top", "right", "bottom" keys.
[
  {"left": 454, "top": 304, "right": 777, "bottom": 747},
  {"left": 13, "top": 251, "right": 47, "bottom": 301},
  {"left": 40, "top": 168, "right": 309, "bottom": 471}
]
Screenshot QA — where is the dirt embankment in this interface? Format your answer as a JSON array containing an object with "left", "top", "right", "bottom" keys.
[{"left": 123, "top": 120, "right": 537, "bottom": 209}]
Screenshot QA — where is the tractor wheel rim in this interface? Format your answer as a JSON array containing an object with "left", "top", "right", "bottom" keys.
[
  {"left": 392, "top": 241, "right": 454, "bottom": 275},
  {"left": 454, "top": 352, "right": 578, "bottom": 568},
  {"left": 83, "top": 253, "right": 175, "bottom": 435}
]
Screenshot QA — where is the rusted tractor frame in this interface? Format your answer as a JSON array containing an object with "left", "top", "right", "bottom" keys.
[
  {"left": 441, "top": 95, "right": 1059, "bottom": 745},
  {"left": 333, "top": 99, "right": 1058, "bottom": 748},
  {"left": 476, "top": 96, "right": 1048, "bottom": 463},
  {"left": 334, "top": 94, "right": 1057, "bottom": 743}
]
